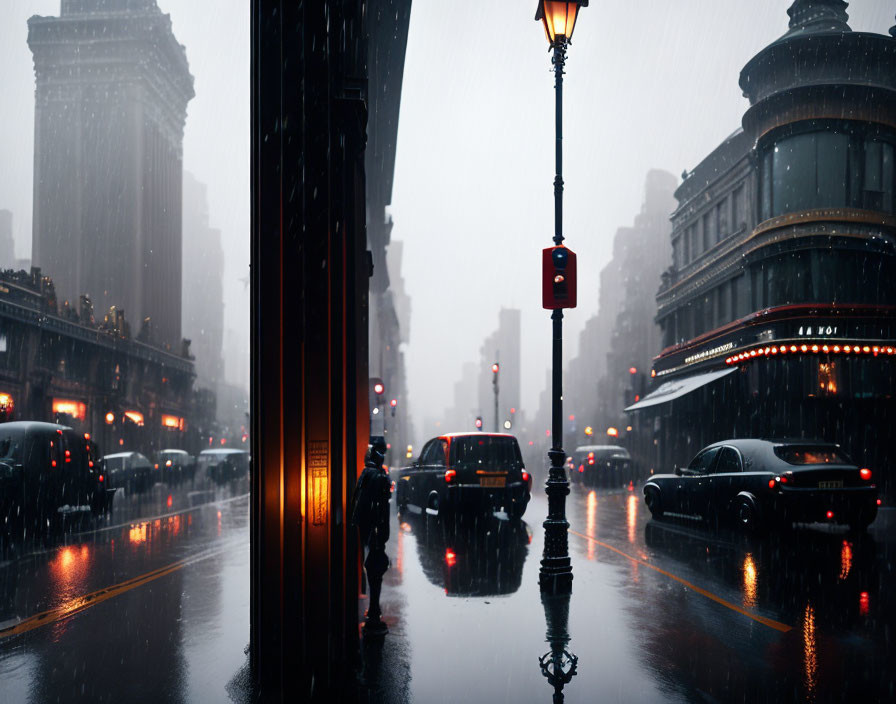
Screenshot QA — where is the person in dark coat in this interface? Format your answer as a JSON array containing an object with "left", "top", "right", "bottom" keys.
[{"left": 351, "top": 436, "right": 391, "bottom": 634}]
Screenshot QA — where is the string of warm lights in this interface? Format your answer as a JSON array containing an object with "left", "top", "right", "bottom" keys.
[{"left": 725, "top": 342, "right": 896, "bottom": 365}]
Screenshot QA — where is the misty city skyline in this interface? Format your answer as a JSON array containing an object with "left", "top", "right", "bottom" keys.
[
  {"left": 1, "top": 1, "right": 893, "bottom": 433},
  {"left": 0, "top": 0, "right": 248, "bottom": 390},
  {"left": 391, "top": 0, "right": 893, "bottom": 436}
]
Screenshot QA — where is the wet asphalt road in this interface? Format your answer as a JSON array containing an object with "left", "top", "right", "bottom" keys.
[
  {"left": 364, "top": 481, "right": 895, "bottom": 704},
  {"left": 0, "top": 481, "right": 250, "bottom": 703},
  {"left": 0, "top": 477, "right": 892, "bottom": 703}
]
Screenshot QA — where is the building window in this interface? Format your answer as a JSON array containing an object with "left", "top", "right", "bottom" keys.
[
  {"left": 759, "top": 124, "right": 896, "bottom": 220},
  {"left": 702, "top": 211, "right": 713, "bottom": 252},
  {"left": 863, "top": 139, "right": 895, "bottom": 212},
  {"left": 716, "top": 198, "right": 727, "bottom": 243},
  {"left": 818, "top": 361, "right": 838, "bottom": 396},
  {"left": 732, "top": 185, "right": 745, "bottom": 231}
]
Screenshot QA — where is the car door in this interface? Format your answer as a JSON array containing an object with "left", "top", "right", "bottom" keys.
[
  {"left": 409, "top": 439, "right": 436, "bottom": 506},
  {"left": 708, "top": 446, "right": 743, "bottom": 514},
  {"left": 678, "top": 447, "right": 720, "bottom": 516}
]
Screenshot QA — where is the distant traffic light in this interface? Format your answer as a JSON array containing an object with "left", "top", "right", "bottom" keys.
[
  {"left": 373, "top": 381, "right": 384, "bottom": 395},
  {"left": 475, "top": 416, "right": 483, "bottom": 430},
  {"left": 492, "top": 363, "right": 499, "bottom": 374}
]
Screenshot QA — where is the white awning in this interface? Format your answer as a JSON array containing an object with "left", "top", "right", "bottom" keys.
[{"left": 625, "top": 368, "right": 736, "bottom": 412}]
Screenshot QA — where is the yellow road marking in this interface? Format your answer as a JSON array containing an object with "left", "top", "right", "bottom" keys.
[
  {"left": 568, "top": 528, "right": 792, "bottom": 632},
  {"left": 0, "top": 544, "right": 234, "bottom": 641}
]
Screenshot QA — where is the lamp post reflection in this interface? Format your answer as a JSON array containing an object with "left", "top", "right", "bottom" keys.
[{"left": 539, "top": 592, "right": 578, "bottom": 703}]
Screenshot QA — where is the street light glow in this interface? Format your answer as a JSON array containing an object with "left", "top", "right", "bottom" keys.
[{"left": 535, "top": 0, "right": 587, "bottom": 45}]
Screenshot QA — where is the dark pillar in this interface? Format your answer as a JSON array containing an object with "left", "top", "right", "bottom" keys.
[{"left": 251, "top": 1, "right": 368, "bottom": 700}]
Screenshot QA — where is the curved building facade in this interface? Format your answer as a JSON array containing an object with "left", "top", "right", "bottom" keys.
[{"left": 631, "top": 1, "right": 896, "bottom": 498}]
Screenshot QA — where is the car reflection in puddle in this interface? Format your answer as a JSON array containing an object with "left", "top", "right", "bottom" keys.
[{"left": 399, "top": 509, "right": 531, "bottom": 597}]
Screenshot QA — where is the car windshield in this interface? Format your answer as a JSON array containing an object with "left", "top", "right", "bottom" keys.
[
  {"left": 451, "top": 436, "right": 522, "bottom": 471},
  {"left": 774, "top": 446, "right": 851, "bottom": 465}
]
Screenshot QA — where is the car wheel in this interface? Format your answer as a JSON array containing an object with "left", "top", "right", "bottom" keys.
[
  {"left": 734, "top": 497, "right": 759, "bottom": 532},
  {"left": 644, "top": 489, "right": 663, "bottom": 518},
  {"left": 508, "top": 499, "right": 528, "bottom": 520}
]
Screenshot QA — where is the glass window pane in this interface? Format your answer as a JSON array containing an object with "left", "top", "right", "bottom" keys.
[
  {"left": 773, "top": 133, "right": 816, "bottom": 215},
  {"left": 816, "top": 132, "right": 849, "bottom": 207}
]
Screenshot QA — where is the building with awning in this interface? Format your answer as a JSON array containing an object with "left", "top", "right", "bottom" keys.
[{"left": 628, "top": 1, "right": 896, "bottom": 498}]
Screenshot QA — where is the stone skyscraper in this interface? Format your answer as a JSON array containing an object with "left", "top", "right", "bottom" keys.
[
  {"left": 182, "top": 172, "right": 224, "bottom": 390},
  {"left": 28, "top": 0, "right": 194, "bottom": 347}
]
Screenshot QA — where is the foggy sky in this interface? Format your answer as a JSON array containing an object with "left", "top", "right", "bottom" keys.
[
  {"left": 1, "top": 1, "right": 892, "bottom": 432},
  {"left": 391, "top": 0, "right": 894, "bottom": 435},
  {"left": 0, "top": 0, "right": 249, "bottom": 389}
]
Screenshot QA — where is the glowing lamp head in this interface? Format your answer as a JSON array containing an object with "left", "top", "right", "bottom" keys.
[
  {"left": 373, "top": 382, "right": 384, "bottom": 395},
  {"left": 492, "top": 363, "right": 499, "bottom": 374},
  {"left": 390, "top": 398, "right": 397, "bottom": 408},
  {"left": 105, "top": 412, "right": 115, "bottom": 424},
  {"left": 535, "top": 0, "right": 588, "bottom": 45},
  {"left": 629, "top": 367, "right": 637, "bottom": 375}
]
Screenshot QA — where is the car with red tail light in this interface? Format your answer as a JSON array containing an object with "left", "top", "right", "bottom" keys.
[
  {"left": 395, "top": 433, "right": 531, "bottom": 518},
  {"left": 642, "top": 439, "right": 878, "bottom": 532},
  {"left": 0, "top": 422, "right": 110, "bottom": 540}
]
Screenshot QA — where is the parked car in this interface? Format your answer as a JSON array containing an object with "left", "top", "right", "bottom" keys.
[
  {"left": 155, "top": 449, "right": 195, "bottom": 485},
  {"left": 0, "top": 421, "right": 109, "bottom": 538},
  {"left": 102, "top": 451, "right": 154, "bottom": 494},
  {"left": 198, "top": 448, "right": 249, "bottom": 486},
  {"left": 642, "top": 439, "right": 879, "bottom": 531},
  {"left": 395, "top": 433, "right": 531, "bottom": 518},
  {"left": 571, "top": 445, "right": 632, "bottom": 488}
]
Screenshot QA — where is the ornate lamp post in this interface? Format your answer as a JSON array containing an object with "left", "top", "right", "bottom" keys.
[{"left": 535, "top": 0, "right": 587, "bottom": 595}]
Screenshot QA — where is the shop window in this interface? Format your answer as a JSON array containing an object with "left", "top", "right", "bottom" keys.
[{"left": 818, "top": 361, "right": 838, "bottom": 396}]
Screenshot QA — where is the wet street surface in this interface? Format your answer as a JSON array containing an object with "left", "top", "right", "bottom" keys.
[
  {"left": 364, "top": 481, "right": 895, "bottom": 704},
  {"left": 0, "top": 482, "right": 250, "bottom": 703},
  {"left": 1, "top": 477, "right": 893, "bottom": 703}
]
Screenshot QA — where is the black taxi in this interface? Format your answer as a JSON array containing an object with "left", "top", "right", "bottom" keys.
[{"left": 395, "top": 433, "right": 532, "bottom": 518}]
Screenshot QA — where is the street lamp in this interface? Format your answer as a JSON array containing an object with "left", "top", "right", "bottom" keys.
[{"left": 535, "top": 0, "right": 587, "bottom": 596}]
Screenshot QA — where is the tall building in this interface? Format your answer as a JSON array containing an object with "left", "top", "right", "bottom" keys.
[
  {"left": 182, "top": 172, "right": 224, "bottom": 391},
  {"left": 0, "top": 210, "right": 14, "bottom": 270},
  {"left": 562, "top": 170, "right": 676, "bottom": 459},
  {"left": 28, "top": 0, "right": 194, "bottom": 348},
  {"left": 628, "top": 1, "right": 896, "bottom": 498}
]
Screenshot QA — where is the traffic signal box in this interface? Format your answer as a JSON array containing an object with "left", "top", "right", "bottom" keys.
[{"left": 542, "top": 245, "right": 577, "bottom": 309}]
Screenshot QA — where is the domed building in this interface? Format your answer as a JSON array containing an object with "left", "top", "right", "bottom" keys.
[{"left": 629, "top": 0, "right": 896, "bottom": 498}]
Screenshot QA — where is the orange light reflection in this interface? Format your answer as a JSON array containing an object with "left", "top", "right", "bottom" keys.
[
  {"left": 803, "top": 603, "right": 817, "bottom": 700},
  {"left": 742, "top": 553, "right": 757, "bottom": 609},
  {"left": 626, "top": 493, "right": 638, "bottom": 544},
  {"left": 586, "top": 490, "right": 597, "bottom": 561},
  {"left": 839, "top": 541, "right": 852, "bottom": 581}
]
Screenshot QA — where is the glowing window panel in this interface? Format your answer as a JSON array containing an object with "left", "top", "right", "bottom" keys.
[
  {"left": 53, "top": 399, "right": 86, "bottom": 420},
  {"left": 161, "top": 414, "right": 185, "bottom": 430},
  {"left": 124, "top": 410, "right": 145, "bottom": 426}
]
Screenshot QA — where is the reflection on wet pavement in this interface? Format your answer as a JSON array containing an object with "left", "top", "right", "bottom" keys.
[
  {"left": 367, "top": 485, "right": 894, "bottom": 703},
  {"left": 0, "top": 481, "right": 250, "bottom": 703}
]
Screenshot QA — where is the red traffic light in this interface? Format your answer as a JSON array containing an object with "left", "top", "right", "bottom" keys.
[
  {"left": 629, "top": 366, "right": 637, "bottom": 375},
  {"left": 390, "top": 398, "right": 397, "bottom": 408},
  {"left": 542, "top": 245, "right": 577, "bottom": 309},
  {"left": 475, "top": 417, "right": 483, "bottom": 429},
  {"left": 373, "top": 382, "right": 384, "bottom": 395},
  {"left": 492, "top": 363, "right": 499, "bottom": 374}
]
